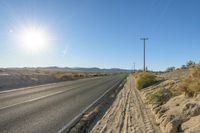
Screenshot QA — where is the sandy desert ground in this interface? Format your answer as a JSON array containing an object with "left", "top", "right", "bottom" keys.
[
  {"left": 91, "top": 75, "right": 160, "bottom": 133},
  {"left": 0, "top": 68, "right": 60, "bottom": 91}
]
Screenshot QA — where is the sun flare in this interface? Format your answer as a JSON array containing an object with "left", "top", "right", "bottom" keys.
[{"left": 19, "top": 26, "right": 48, "bottom": 53}]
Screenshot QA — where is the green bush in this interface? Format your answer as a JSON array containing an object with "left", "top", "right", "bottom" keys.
[
  {"left": 149, "top": 88, "right": 173, "bottom": 105},
  {"left": 135, "top": 72, "right": 157, "bottom": 90}
]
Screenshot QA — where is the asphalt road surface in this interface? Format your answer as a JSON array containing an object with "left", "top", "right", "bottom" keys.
[{"left": 0, "top": 74, "right": 126, "bottom": 133}]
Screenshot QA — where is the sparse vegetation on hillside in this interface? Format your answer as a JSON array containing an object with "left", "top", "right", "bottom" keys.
[
  {"left": 34, "top": 69, "right": 114, "bottom": 80},
  {"left": 135, "top": 72, "right": 158, "bottom": 90},
  {"left": 135, "top": 63, "right": 200, "bottom": 133},
  {"left": 149, "top": 87, "right": 174, "bottom": 105},
  {"left": 175, "top": 64, "right": 200, "bottom": 97}
]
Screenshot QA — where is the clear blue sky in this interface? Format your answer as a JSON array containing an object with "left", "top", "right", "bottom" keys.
[{"left": 0, "top": 0, "right": 200, "bottom": 70}]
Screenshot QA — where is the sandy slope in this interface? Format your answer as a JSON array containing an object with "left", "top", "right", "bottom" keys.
[
  {"left": 91, "top": 76, "right": 160, "bottom": 133},
  {"left": 0, "top": 68, "right": 59, "bottom": 91}
]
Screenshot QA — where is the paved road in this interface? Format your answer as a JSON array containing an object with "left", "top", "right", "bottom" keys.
[{"left": 0, "top": 74, "right": 126, "bottom": 133}]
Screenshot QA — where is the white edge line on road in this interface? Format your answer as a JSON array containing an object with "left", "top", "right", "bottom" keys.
[
  {"left": 0, "top": 77, "right": 100, "bottom": 94},
  {"left": 57, "top": 77, "right": 124, "bottom": 133},
  {"left": 0, "top": 89, "right": 71, "bottom": 110},
  {"left": 0, "top": 82, "right": 60, "bottom": 94},
  {"left": 0, "top": 76, "right": 107, "bottom": 111}
]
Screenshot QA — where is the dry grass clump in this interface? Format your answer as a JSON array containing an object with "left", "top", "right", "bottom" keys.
[
  {"left": 53, "top": 71, "right": 113, "bottom": 80},
  {"left": 149, "top": 88, "right": 174, "bottom": 105},
  {"left": 34, "top": 69, "right": 51, "bottom": 75},
  {"left": 176, "top": 65, "right": 200, "bottom": 97},
  {"left": 135, "top": 72, "right": 158, "bottom": 90}
]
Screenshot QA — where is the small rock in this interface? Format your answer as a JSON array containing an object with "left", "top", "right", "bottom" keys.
[
  {"left": 165, "top": 118, "right": 182, "bottom": 133},
  {"left": 153, "top": 106, "right": 161, "bottom": 115},
  {"left": 161, "top": 115, "right": 175, "bottom": 128}
]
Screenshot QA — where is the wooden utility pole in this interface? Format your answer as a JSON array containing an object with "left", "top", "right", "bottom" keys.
[{"left": 140, "top": 38, "right": 148, "bottom": 71}]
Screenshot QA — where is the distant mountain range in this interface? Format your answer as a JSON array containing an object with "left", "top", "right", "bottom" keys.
[{"left": 38, "top": 67, "right": 131, "bottom": 73}]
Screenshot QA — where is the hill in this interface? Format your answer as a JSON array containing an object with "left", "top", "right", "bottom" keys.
[{"left": 36, "top": 67, "right": 131, "bottom": 73}]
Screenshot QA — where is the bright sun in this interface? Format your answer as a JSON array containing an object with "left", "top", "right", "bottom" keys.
[{"left": 19, "top": 26, "right": 48, "bottom": 53}]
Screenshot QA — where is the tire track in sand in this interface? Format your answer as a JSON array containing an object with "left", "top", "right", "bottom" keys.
[{"left": 91, "top": 75, "right": 160, "bottom": 133}]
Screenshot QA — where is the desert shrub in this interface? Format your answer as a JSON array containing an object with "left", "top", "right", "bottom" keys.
[
  {"left": 34, "top": 70, "right": 41, "bottom": 74},
  {"left": 186, "top": 60, "right": 195, "bottom": 68},
  {"left": 181, "top": 65, "right": 187, "bottom": 69},
  {"left": 149, "top": 88, "right": 173, "bottom": 105},
  {"left": 43, "top": 71, "right": 50, "bottom": 75},
  {"left": 175, "top": 64, "right": 200, "bottom": 97},
  {"left": 53, "top": 71, "right": 72, "bottom": 79},
  {"left": 59, "top": 75, "right": 71, "bottom": 80},
  {"left": 31, "top": 77, "right": 39, "bottom": 82},
  {"left": 34, "top": 70, "right": 50, "bottom": 75},
  {"left": 166, "top": 67, "right": 176, "bottom": 72},
  {"left": 135, "top": 72, "right": 158, "bottom": 90}
]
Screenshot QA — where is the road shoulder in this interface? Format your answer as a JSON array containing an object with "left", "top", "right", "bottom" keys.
[{"left": 91, "top": 75, "right": 160, "bottom": 133}]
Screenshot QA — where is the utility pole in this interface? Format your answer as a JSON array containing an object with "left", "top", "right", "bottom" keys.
[{"left": 140, "top": 38, "right": 148, "bottom": 71}]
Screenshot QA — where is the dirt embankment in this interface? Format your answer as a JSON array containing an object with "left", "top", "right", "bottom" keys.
[
  {"left": 91, "top": 76, "right": 160, "bottom": 133},
  {"left": 140, "top": 69, "right": 200, "bottom": 133},
  {"left": 0, "top": 69, "right": 60, "bottom": 91},
  {"left": 157, "top": 69, "right": 189, "bottom": 80},
  {"left": 92, "top": 69, "right": 200, "bottom": 133}
]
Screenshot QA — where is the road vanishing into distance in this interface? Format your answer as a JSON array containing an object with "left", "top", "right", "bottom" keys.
[{"left": 0, "top": 74, "right": 126, "bottom": 133}]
